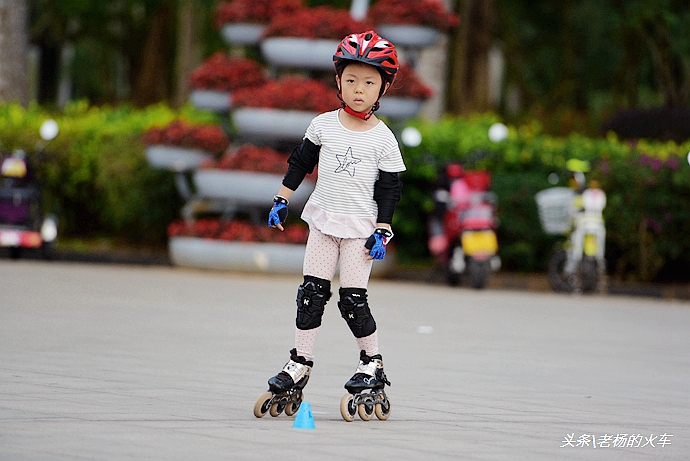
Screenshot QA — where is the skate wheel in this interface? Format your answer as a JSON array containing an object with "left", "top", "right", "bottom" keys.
[
  {"left": 269, "top": 401, "right": 286, "bottom": 417},
  {"left": 253, "top": 392, "right": 273, "bottom": 418},
  {"left": 375, "top": 397, "right": 391, "bottom": 420},
  {"left": 357, "top": 400, "right": 374, "bottom": 421},
  {"left": 340, "top": 394, "right": 356, "bottom": 422},
  {"left": 285, "top": 400, "right": 301, "bottom": 416}
]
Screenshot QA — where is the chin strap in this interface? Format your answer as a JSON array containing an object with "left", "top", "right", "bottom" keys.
[{"left": 337, "top": 92, "right": 380, "bottom": 121}]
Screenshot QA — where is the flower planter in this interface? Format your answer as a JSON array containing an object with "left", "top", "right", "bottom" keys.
[
  {"left": 377, "top": 25, "right": 442, "bottom": 48},
  {"left": 145, "top": 145, "right": 214, "bottom": 172},
  {"left": 189, "top": 89, "right": 233, "bottom": 112},
  {"left": 233, "top": 107, "right": 316, "bottom": 141},
  {"left": 169, "top": 236, "right": 306, "bottom": 273},
  {"left": 168, "top": 236, "right": 395, "bottom": 276},
  {"left": 219, "top": 23, "right": 266, "bottom": 46},
  {"left": 193, "top": 169, "right": 314, "bottom": 208},
  {"left": 143, "top": 121, "right": 230, "bottom": 156},
  {"left": 261, "top": 37, "right": 340, "bottom": 70},
  {"left": 378, "top": 96, "right": 424, "bottom": 119}
]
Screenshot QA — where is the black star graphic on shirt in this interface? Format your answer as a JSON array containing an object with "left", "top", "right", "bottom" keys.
[{"left": 335, "top": 147, "right": 361, "bottom": 177}]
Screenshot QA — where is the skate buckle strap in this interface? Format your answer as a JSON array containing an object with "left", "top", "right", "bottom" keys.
[
  {"left": 283, "top": 360, "right": 311, "bottom": 383},
  {"left": 355, "top": 358, "right": 382, "bottom": 377}
]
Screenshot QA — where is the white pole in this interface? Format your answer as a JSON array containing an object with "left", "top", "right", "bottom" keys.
[{"left": 350, "top": 0, "right": 370, "bottom": 21}]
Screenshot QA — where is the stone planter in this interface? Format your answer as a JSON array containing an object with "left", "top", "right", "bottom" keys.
[
  {"left": 220, "top": 23, "right": 266, "bottom": 46},
  {"left": 378, "top": 96, "right": 424, "bottom": 120},
  {"left": 376, "top": 25, "right": 442, "bottom": 48},
  {"left": 145, "top": 145, "right": 213, "bottom": 172},
  {"left": 168, "top": 236, "right": 395, "bottom": 276},
  {"left": 189, "top": 89, "right": 233, "bottom": 112},
  {"left": 232, "top": 107, "right": 316, "bottom": 141},
  {"left": 193, "top": 169, "right": 314, "bottom": 208},
  {"left": 261, "top": 37, "right": 340, "bottom": 70},
  {"left": 169, "top": 237, "right": 305, "bottom": 273}
]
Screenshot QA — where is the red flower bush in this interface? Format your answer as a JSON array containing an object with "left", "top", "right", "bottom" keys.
[
  {"left": 168, "top": 218, "right": 309, "bottom": 244},
  {"left": 263, "top": 6, "right": 373, "bottom": 39},
  {"left": 189, "top": 52, "right": 266, "bottom": 92},
  {"left": 386, "top": 63, "right": 434, "bottom": 99},
  {"left": 202, "top": 143, "right": 288, "bottom": 175},
  {"left": 369, "top": 0, "right": 460, "bottom": 31},
  {"left": 232, "top": 76, "right": 340, "bottom": 113},
  {"left": 214, "top": 0, "right": 303, "bottom": 27},
  {"left": 201, "top": 143, "right": 318, "bottom": 179},
  {"left": 143, "top": 120, "right": 230, "bottom": 154}
]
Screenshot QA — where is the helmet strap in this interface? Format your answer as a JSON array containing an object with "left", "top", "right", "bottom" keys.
[{"left": 336, "top": 91, "right": 379, "bottom": 121}]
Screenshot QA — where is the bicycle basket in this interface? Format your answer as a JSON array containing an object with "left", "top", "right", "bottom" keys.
[{"left": 534, "top": 187, "right": 576, "bottom": 235}]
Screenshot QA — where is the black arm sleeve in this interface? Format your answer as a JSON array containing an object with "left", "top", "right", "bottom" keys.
[
  {"left": 373, "top": 171, "right": 403, "bottom": 224},
  {"left": 282, "top": 138, "right": 321, "bottom": 191}
]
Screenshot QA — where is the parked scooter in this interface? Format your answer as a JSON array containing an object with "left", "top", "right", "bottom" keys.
[
  {"left": 428, "top": 162, "right": 501, "bottom": 289},
  {"left": 0, "top": 120, "right": 60, "bottom": 259},
  {"left": 535, "top": 159, "right": 606, "bottom": 293}
]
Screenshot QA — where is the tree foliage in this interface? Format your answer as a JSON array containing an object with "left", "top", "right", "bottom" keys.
[
  {"left": 29, "top": 0, "right": 219, "bottom": 106},
  {"left": 494, "top": 0, "right": 690, "bottom": 119},
  {"left": 23, "top": 0, "right": 690, "bottom": 125}
]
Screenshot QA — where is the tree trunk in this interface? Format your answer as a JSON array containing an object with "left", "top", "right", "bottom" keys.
[
  {"left": 640, "top": 16, "right": 689, "bottom": 107},
  {"left": 130, "top": 4, "right": 173, "bottom": 107},
  {"left": 612, "top": 29, "right": 642, "bottom": 108},
  {"left": 0, "top": 0, "right": 29, "bottom": 105},
  {"left": 447, "top": 0, "right": 496, "bottom": 114},
  {"left": 555, "top": 0, "right": 580, "bottom": 108},
  {"left": 173, "top": 0, "right": 198, "bottom": 109}
]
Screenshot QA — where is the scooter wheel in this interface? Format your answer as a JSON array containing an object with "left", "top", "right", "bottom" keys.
[
  {"left": 445, "top": 267, "right": 461, "bottom": 286},
  {"left": 467, "top": 259, "right": 489, "bottom": 289},
  {"left": 547, "top": 249, "right": 574, "bottom": 292},
  {"left": 580, "top": 257, "right": 599, "bottom": 292}
]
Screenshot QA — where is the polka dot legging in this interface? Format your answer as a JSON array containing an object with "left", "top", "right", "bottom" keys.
[
  {"left": 294, "top": 226, "right": 379, "bottom": 361},
  {"left": 302, "top": 226, "right": 373, "bottom": 287}
]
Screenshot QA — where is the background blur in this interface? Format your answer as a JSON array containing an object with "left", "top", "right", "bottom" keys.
[{"left": 1, "top": 0, "right": 689, "bottom": 283}]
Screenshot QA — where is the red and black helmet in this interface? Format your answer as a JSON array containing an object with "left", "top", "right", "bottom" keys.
[{"left": 333, "top": 30, "right": 399, "bottom": 85}]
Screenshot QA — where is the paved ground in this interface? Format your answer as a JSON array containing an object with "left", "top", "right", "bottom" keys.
[
  {"left": 4, "top": 245, "right": 690, "bottom": 300},
  {"left": 1, "top": 260, "right": 688, "bottom": 460}
]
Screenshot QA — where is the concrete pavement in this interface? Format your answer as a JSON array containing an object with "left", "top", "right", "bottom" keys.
[
  {"left": 5, "top": 245, "right": 690, "bottom": 300},
  {"left": 1, "top": 260, "right": 688, "bottom": 460}
]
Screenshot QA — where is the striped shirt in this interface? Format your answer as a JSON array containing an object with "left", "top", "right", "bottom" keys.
[{"left": 301, "top": 110, "right": 406, "bottom": 238}]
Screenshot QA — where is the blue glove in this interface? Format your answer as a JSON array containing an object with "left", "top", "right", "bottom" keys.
[
  {"left": 268, "top": 195, "right": 289, "bottom": 227},
  {"left": 365, "top": 227, "right": 394, "bottom": 260}
]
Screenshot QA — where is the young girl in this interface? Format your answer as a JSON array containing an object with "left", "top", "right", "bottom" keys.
[{"left": 259, "top": 31, "right": 405, "bottom": 417}]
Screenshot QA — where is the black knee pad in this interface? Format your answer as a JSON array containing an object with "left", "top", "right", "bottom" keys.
[
  {"left": 295, "top": 276, "right": 332, "bottom": 330},
  {"left": 338, "top": 287, "right": 376, "bottom": 338}
]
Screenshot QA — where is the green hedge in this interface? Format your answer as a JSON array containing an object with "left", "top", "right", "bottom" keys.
[
  {"left": 396, "top": 114, "right": 690, "bottom": 282},
  {"left": 0, "top": 102, "right": 218, "bottom": 245},
  {"left": 2, "top": 103, "right": 689, "bottom": 281}
]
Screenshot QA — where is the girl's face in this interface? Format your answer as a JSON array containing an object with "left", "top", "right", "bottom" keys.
[{"left": 336, "top": 62, "right": 389, "bottom": 115}]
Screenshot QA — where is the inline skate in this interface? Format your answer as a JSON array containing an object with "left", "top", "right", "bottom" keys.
[
  {"left": 340, "top": 350, "right": 391, "bottom": 422},
  {"left": 254, "top": 348, "right": 312, "bottom": 418}
]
